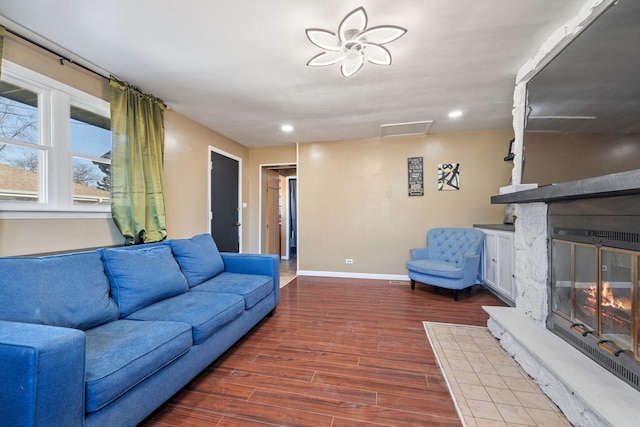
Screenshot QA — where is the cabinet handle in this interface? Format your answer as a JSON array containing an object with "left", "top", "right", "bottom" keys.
[{"left": 491, "top": 258, "right": 496, "bottom": 262}]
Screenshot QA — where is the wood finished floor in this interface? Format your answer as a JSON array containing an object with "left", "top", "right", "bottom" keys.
[{"left": 142, "top": 276, "right": 507, "bottom": 427}]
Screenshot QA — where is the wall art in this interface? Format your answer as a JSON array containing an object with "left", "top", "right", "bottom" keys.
[
  {"left": 408, "top": 157, "right": 424, "bottom": 196},
  {"left": 438, "top": 163, "right": 460, "bottom": 191}
]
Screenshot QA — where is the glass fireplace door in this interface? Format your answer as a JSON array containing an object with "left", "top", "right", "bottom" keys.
[
  {"left": 551, "top": 240, "right": 640, "bottom": 359},
  {"left": 574, "top": 244, "right": 598, "bottom": 331},
  {"left": 600, "top": 249, "right": 634, "bottom": 351}
]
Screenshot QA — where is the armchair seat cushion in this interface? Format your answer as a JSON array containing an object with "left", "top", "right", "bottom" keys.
[{"left": 406, "top": 259, "right": 463, "bottom": 279}]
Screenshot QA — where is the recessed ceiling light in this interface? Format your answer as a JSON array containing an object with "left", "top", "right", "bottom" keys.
[
  {"left": 281, "top": 124, "right": 294, "bottom": 132},
  {"left": 448, "top": 110, "right": 463, "bottom": 118}
]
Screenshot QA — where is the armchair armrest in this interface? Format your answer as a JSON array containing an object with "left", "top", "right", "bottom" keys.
[
  {"left": 221, "top": 253, "right": 280, "bottom": 304},
  {"left": 460, "top": 254, "right": 482, "bottom": 284},
  {"left": 0, "top": 320, "right": 86, "bottom": 427},
  {"left": 409, "top": 247, "right": 430, "bottom": 260}
]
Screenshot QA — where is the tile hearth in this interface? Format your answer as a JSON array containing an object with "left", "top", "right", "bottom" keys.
[
  {"left": 486, "top": 306, "right": 640, "bottom": 427},
  {"left": 424, "top": 321, "right": 571, "bottom": 427}
]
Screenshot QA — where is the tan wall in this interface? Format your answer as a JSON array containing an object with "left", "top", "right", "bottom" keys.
[
  {"left": 163, "top": 110, "right": 248, "bottom": 243},
  {"left": 3, "top": 34, "right": 108, "bottom": 100},
  {"left": 298, "top": 130, "right": 513, "bottom": 275},
  {"left": 522, "top": 133, "right": 640, "bottom": 185},
  {"left": 0, "top": 34, "right": 250, "bottom": 256}
]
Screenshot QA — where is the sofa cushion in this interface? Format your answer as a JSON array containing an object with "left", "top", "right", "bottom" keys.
[
  {"left": 84, "top": 319, "right": 192, "bottom": 413},
  {"left": 100, "top": 245, "right": 189, "bottom": 317},
  {"left": 126, "top": 292, "right": 245, "bottom": 344},
  {"left": 191, "top": 272, "right": 273, "bottom": 309},
  {"left": 0, "top": 252, "right": 119, "bottom": 330},
  {"left": 405, "top": 259, "right": 464, "bottom": 279},
  {"left": 166, "top": 234, "right": 225, "bottom": 287}
]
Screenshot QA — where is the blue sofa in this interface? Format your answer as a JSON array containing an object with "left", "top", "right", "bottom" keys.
[{"left": 0, "top": 233, "right": 279, "bottom": 427}]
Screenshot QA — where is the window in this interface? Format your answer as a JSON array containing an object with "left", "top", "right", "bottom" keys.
[
  {"left": 70, "top": 105, "right": 111, "bottom": 206},
  {"left": 0, "top": 80, "right": 41, "bottom": 202},
  {"left": 0, "top": 61, "right": 111, "bottom": 216}
]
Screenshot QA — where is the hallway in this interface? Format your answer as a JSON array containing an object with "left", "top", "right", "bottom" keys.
[{"left": 279, "top": 256, "right": 296, "bottom": 287}]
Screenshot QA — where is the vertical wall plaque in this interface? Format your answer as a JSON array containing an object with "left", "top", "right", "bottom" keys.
[{"left": 408, "top": 157, "right": 424, "bottom": 196}]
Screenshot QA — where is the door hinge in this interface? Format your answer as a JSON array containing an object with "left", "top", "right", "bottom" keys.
[{"left": 209, "top": 212, "right": 213, "bottom": 220}]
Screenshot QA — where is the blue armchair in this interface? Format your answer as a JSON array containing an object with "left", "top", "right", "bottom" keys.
[{"left": 406, "top": 228, "right": 484, "bottom": 300}]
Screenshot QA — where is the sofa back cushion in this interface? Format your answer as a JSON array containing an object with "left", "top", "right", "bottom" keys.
[
  {"left": 165, "top": 233, "right": 225, "bottom": 287},
  {"left": 100, "top": 245, "right": 189, "bottom": 317},
  {"left": 0, "top": 251, "right": 119, "bottom": 330}
]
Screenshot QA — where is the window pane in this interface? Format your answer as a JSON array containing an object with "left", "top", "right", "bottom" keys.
[
  {"left": 0, "top": 81, "right": 39, "bottom": 145},
  {"left": 73, "top": 157, "right": 110, "bottom": 206},
  {"left": 0, "top": 145, "right": 40, "bottom": 202},
  {"left": 70, "top": 105, "right": 111, "bottom": 157}
]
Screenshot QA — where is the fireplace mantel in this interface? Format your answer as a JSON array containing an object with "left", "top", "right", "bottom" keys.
[{"left": 491, "top": 169, "right": 640, "bottom": 204}]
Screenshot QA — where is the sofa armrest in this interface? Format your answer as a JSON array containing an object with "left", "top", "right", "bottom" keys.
[
  {"left": 0, "top": 320, "right": 86, "bottom": 427},
  {"left": 221, "top": 253, "right": 280, "bottom": 304}
]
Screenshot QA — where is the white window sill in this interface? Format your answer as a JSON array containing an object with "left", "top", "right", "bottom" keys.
[{"left": 0, "top": 209, "right": 112, "bottom": 220}]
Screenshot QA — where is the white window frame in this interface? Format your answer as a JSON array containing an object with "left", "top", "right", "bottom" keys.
[{"left": 0, "top": 60, "right": 111, "bottom": 219}]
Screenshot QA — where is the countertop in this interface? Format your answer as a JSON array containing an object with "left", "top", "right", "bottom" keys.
[{"left": 473, "top": 224, "right": 515, "bottom": 232}]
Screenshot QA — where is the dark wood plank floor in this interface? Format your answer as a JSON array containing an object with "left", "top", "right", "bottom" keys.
[{"left": 142, "top": 276, "right": 506, "bottom": 427}]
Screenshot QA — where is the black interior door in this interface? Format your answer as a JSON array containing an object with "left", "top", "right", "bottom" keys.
[{"left": 210, "top": 151, "right": 239, "bottom": 252}]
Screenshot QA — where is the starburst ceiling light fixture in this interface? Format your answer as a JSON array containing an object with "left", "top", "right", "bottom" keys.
[{"left": 306, "top": 6, "right": 407, "bottom": 78}]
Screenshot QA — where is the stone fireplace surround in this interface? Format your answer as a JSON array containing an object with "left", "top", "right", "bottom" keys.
[
  {"left": 486, "top": 170, "right": 640, "bottom": 427},
  {"left": 483, "top": 0, "right": 640, "bottom": 424}
]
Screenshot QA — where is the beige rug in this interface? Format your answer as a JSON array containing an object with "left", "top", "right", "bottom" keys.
[{"left": 423, "top": 322, "right": 572, "bottom": 427}]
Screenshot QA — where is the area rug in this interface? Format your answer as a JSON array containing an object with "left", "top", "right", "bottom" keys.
[{"left": 423, "top": 322, "right": 571, "bottom": 427}]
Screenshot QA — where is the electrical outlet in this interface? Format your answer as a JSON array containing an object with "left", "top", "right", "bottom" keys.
[{"left": 345, "top": 258, "right": 353, "bottom": 264}]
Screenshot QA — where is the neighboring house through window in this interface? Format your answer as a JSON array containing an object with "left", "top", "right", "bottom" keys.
[{"left": 0, "top": 61, "right": 111, "bottom": 217}]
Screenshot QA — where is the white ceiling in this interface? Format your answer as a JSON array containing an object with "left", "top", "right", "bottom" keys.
[{"left": 0, "top": 0, "right": 587, "bottom": 147}]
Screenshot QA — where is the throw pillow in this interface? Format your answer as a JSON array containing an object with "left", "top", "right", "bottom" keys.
[
  {"left": 0, "top": 251, "right": 120, "bottom": 330},
  {"left": 100, "top": 245, "right": 189, "bottom": 317},
  {"left": 166, "top": 233, "right": 225, "bottom": 287}
]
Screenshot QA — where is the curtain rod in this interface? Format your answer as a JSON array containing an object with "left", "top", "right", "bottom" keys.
[{"left": 6, "top": 27, "right": 110, "bottom": 81}]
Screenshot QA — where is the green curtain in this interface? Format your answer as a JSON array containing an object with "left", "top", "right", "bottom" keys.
[{"left": 110, "top": 77, "right": 167, "bottom": 245}]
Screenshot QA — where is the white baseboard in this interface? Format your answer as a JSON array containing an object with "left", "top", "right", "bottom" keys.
[{"left": 297, "top": 270, "right": 410, "bottom": 282}]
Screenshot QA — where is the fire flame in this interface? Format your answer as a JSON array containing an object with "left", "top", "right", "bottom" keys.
[{"left": 599, "top": 282, "right": 631, "bottom": 310}]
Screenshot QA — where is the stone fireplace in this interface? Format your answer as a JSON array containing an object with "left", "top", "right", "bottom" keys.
[
  {"left": 479, "top": 0, "right": 640, "bottom": 424},
  {"left": 486, "top": 171, "right": 640, "bottom": 426}
]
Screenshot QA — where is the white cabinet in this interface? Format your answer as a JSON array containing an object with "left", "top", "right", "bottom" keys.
[{"left": 476, "top": 227, "right": 516, "bottom": 304}]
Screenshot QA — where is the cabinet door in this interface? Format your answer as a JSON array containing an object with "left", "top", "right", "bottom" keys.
[
  {"left": 497, "top": 233, "right": 515, "bottom": 299},
  {"left": 483, "top": 232, "right": 498, "bottom": 287}
]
